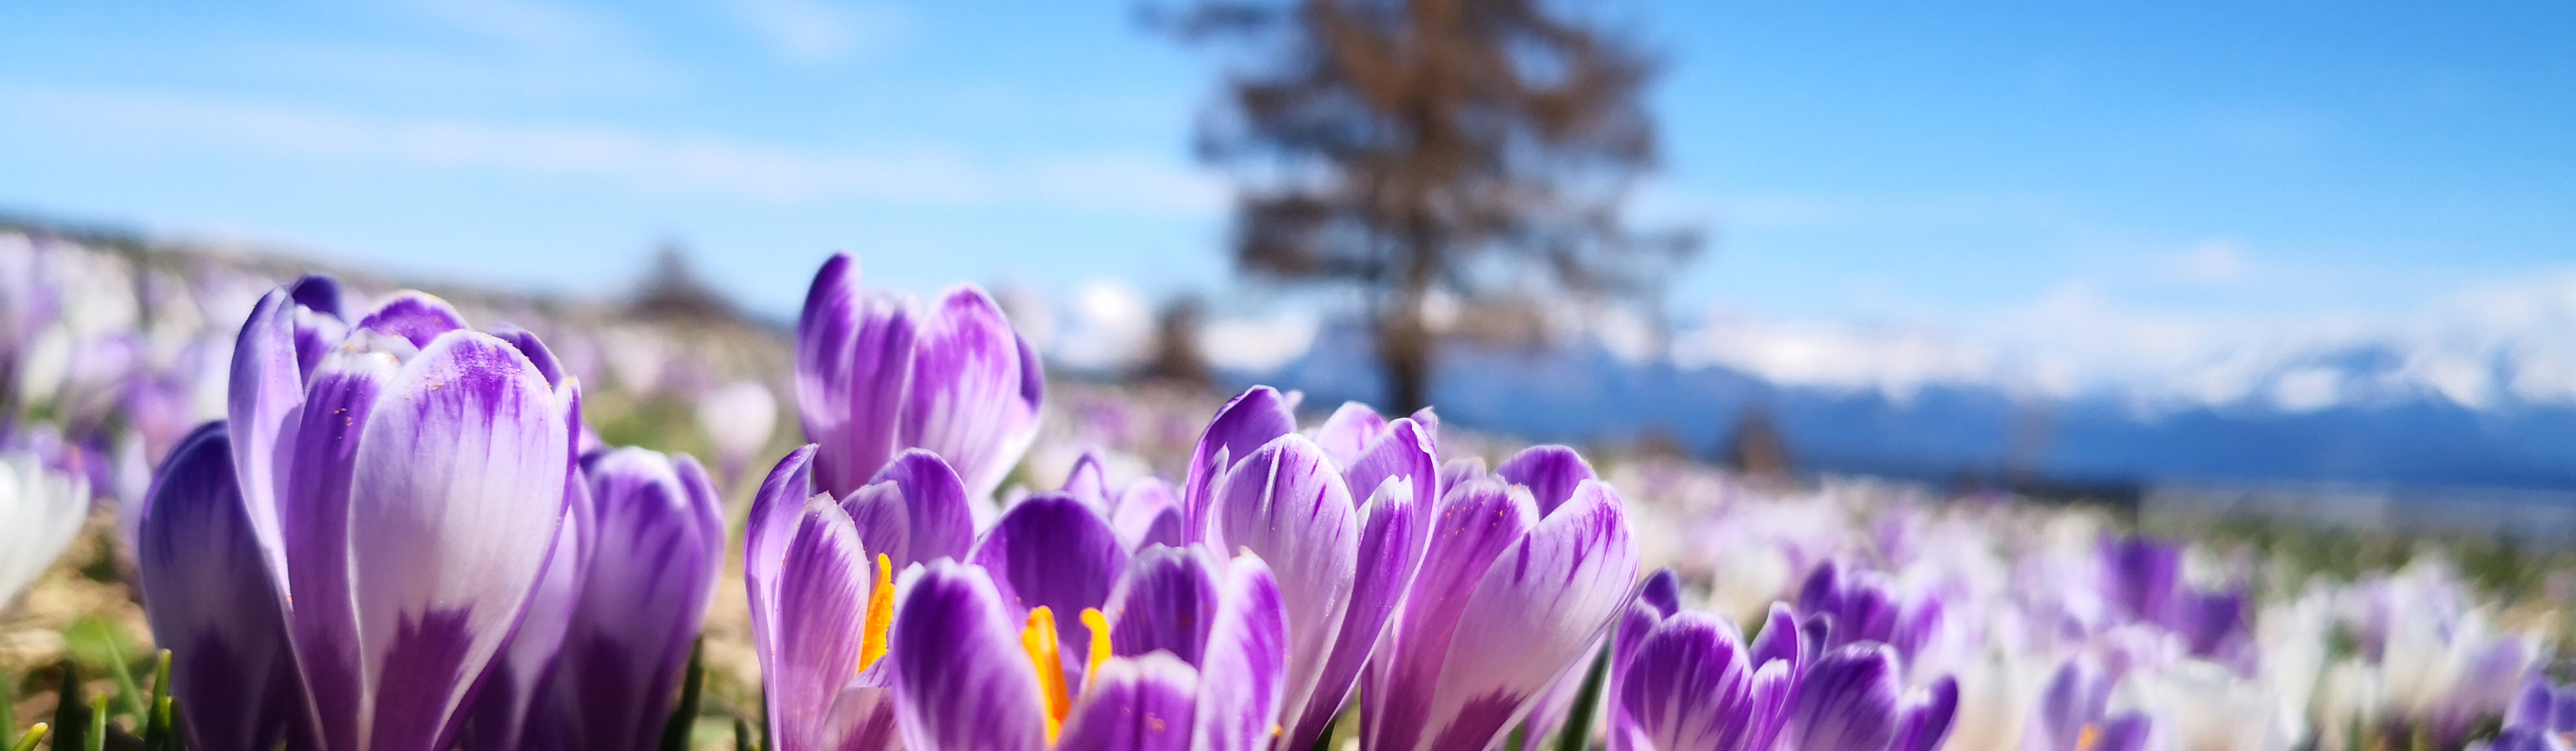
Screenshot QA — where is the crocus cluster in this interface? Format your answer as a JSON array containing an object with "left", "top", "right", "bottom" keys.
[
  {"left": 131, "top": 275, "right": 723, "bottom": 751},
  {"left": 9, "top": 236, "right": 2573, "bottom": 751}
]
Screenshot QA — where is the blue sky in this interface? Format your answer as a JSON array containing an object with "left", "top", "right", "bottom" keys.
[{"left": 3, "top": 0, "right": 2571, "bottom": 364}]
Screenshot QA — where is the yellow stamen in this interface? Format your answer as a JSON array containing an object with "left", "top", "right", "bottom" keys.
[
  {"left": 1021, "top": 606, "right": 1072, "bottom": 742},
  {"left": 2077, "top": 723, "right": 2100, "bottom": 751},
  {"left": 858, "top": 553, "right": 896, "bottom": 671},
  {"left": 1081, "top": 608, "right": 1113, "bottom": 690}
]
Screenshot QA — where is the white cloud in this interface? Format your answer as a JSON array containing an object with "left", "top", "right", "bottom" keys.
[
  {"left": 7, "top": 85, "right": 1219, "bottom": 215},
  {"left": 1051, "top": 279, "right": 1156, "bottom": 371},
  {"left": 2157, "top": 239, "right": 2248, "bottom": 284},
  {"left": 727, "top": 0, "right": 909, "bottom": 66},
  {"left": 1671, "top": 315, "right": 1989, "bottom": 403},
  {"left": 1200, "top": 312, "right": 1319, "bottom": 373}
]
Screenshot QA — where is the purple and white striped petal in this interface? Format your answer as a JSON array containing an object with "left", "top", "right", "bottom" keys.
[
  {"left": 759, "top": 495, "right": 876, "bottom": 751},
  {"left": 1890, "top": 678, "right": 1958, "bottom": 751},
  {"left": 1366, "top": 478, "right": 1539, "bottom": 751},
  {"left": 1284, "top": 417, "right": 1435, "bottom": 750},
  {"left": 351, "top": 293, "right": 467, "bottom": 351},
  {"left": 1059, "top": 654, "right": 1201, "bottom": 751},
  {"left": 332, "top": 330, "right": 575, "bottom": 751},
  {"left": 1417, "top": 480, "right": 1638, "bottom": 751},
  {"left": 137, "top": 423, "right": 307, "bottom": 751},
  {"left": 1104, "top": 545, "right": 1224, "bottom": 664},
  {"left": 1206, "top": 434, "right": 1357, "bottom": 744},
  {"left": 1312, "top": 402, "right": 1388, "bottom": 469},
  {"left": 1787, "top": 645, "right": 1907, "bottom": 751},
  {"left": 1494, "top": 446, "right": 1595, "bottom": 516},
  {"left": 1616, "top": 611, "right": 1795, "bottom": 751},
  {"left": 889, "top": 561, "right": 1051, "bottom": 751},
  {"left": 900, "top": 287, "right": 1045, "bottom": 502},
  {"left": 1193, "top": 554, "right": 1289, "bottom": 751},
  {"left": 459, "top": 477, "right": 591, "bottom": 751},
  {"left": 1064, "top": 452, "right": 1113, "bottom": 513},
  {"left": 843, "top": 449, "right": 976, "bottom": 569},
  {"left": 1182, "top": 387, "right": 1298, "bottom": 534},
  {"left": 969, "top": 493, "right": 1130, "bottom": 681},
  {"left": 554, "top": 449, "right": 726, "bottom": 751},
  {"left": 225, "top": 286, "right": 315, "bottom": 586},
  {"left": 796, "top": 254, "right": 919, "bottom": 498}
]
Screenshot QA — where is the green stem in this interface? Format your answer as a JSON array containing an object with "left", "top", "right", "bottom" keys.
[
  {"left": 86, "top": 694, "right": 106, "bottom": 751},
  {"left": 1306, "top": 709, "right": 1338, "bottom": 751},
  {"left": 656, "top": 639, "right": 706, "bottom": 751},
  {"left": 733, "top": 717, "right": 754, "bottom": 751},
  {"left": 1552, "top": 640, "right": 1613, "bottom": 751}
]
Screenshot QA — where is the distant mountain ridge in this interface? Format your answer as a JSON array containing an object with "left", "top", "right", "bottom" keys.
[{"left": 1245, "top": 321, "right": 2576, "bottom": 493}]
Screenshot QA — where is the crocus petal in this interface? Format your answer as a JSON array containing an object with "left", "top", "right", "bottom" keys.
[
  {"left": 764, "top": 497, "right": 876, "bottom": 751},
  {"left": 1746, "top": 603, "right": 1805, "bottom": 672},
  {"left": 797, "top": 253, "right": 919, "bottom": 498},
  {"left": 278, "top": 341, "right": 406, "bottom": 751},
  {"left": 1182, "top": 386, "right": 1298, "bottom": 534},
  {"left": 1312, "top": 402, "right": 1387, "bottom": 469},
  {"left": 2027, "top": 659, "right": 2109, "bottom": 751},
  {"left": 1366, "top": 478, "right": 1537, "bottom": 751},
  {"left": 749, "top": 444, "right": 823, "bottom": 660},
  {"left": 1110, "top": 479, "right": 1187, "bottom": 553},
  {"left": 341, "top": 330, "right": 574, "bottom": 751},
  {"left": 1619, "top": 612, "right": 1792, "bottom": 751},
  {"left": 1789, "top": 645, "right": 1905, "bottom": 751},
  {"left": 556, "top": 449, "right": 726, "bottom": 751},
  {"left": 1495, "top": 445, "right": 1595, "bottom": 516},
  {"left": 225, "top": 287, "right": 306, "bottom": 585},
  {"left": 867, "top": 449, "right": 976, "bottom": 567},
  {"left": 2512, "top": 680, "right": 2557, "bottom": 729},
  {"left": 459, "top": 478, "right": 590, "bottom": 751},
  {"left": 1207, "top": 434, "right": 1357, "bottom": 744},
  {"left": 969, "top": 493, "right": 1130, "bottom": 681},
  {"left": 1194, "top": 553, "right": 1289, "bottom": 751},
  {"left": 1891, "top": 678, "right": 1959, "bottom": 751},
  {"left": 1415, "top": 480, "right": 1638, "bottom": 751},
  {"left": 1435, "top": 458, "right": 1487, "bottom": 496},
  {"left": 1059, "top": 654, "right": 1201, "bottom": 751},
  {"left": 2488, "top": 727, "right": 2566, "bottom": 751},
  {"left": 900, "top": 286, "right": 1044, "bottom": 501},
  {"left": 351, "top": 292, "right": 467, "bottom": 351},
  {"left": 889, "top": 561, "right": 1051, "bottom": 751},
  {"left": 1065, "top": 452, "right": 1112, "bottom": 512},
  {"left": 1106, "top": 545, "right": 1222, "bottom": 664},
  {"left": 288, "top": 274, "right": 345, "bottom": 319},
  {"left": 1287, "top": 418, "right": 1435, "bottom": 751},
  {"left": 136, "top": 423, "right": 304, "bottom": 751},
  {"left": 2087, "top": 714, "right": 2155, "bottom": 751}
]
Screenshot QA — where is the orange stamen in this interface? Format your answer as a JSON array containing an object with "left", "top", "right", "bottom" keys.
[
  {"left": 2077, "top": 723, "right": 2100, "bottom": 751},
  {"left": 858, "top": 553, "right": 896, "bottom": 671},
  {"left": 1081, "top": 608, "right": 1113, "bottom": 690},
  {"left": 1021, "top": 606, "right": 1072, "bottom": 741}
]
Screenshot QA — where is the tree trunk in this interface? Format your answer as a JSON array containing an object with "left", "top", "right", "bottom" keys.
[{"left": 1376, "top": 290, "right": 1435, "bottom": 413}]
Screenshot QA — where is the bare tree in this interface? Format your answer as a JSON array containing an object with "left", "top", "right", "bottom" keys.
[{"left": 1161, "top": 0, "right": 1696, "bottom": 411}]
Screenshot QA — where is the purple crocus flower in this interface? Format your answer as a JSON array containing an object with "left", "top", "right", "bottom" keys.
[
  {"left": 543, "top": 447, "right": 726, "bottom": 751},
  {"left": 1798, "top": 560, "right": 1945, "bottom": 663},
  {"left": 1181, "top": 389, "right": 1440, "bottom": 751},
  {"left": 2023, "top": 659, "right": 2153, "bottom": 751},
  {"left": 1781, "top": 645, "right": 1956, "bottom": 751},
  {"left": 1059, "top": 451, "right": 1187, "bottom": 554},
  {"left": 136, "top": 423, "right": 308, "bottom": 751},
  {"left": 214, "top": 275, "right": 581, "bottom": 751},
  {"left": 1361, "top": 446, "right": 1639, "bottom": 751},
  {"left": 887, "top": 550, "right": 1286, "bottom": 751},
  {"left": 1607, "top": 569, "right": 1801, "bottom": 751},
  {"left": 797, "top": 252, "right": 1044, "bottom": 505}
]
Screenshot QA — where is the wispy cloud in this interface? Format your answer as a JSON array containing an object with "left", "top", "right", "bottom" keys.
[
  {"left": 726, "top": 0, "right": 910, "bottom": 66},
  {"left": 8, "top": 85, "right": 1224, "bottom": 215}
]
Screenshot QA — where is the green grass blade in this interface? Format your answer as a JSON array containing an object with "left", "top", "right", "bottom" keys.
[
  {"left": 656, "top": 639, "right": 706, "bottom": 751},
  {"left": 64, "top": 621, "right": 142, "bottom": 721},
  {"left": 733, "top": 717, "right": 754, "bottom": 751},
  {"left": 49, "top": 663, "right": 83, "bottom": 751},
  {"left": 85, "top": 694, "right": 106, "bottom": 751},
  {"left": 2, "top": 670, "right": 15, "bottom": 748},
  {"left": 1551, "top": 639, "right": 1613, "bottom": 751},
  {"left": 6, "top": 723, "right": 43, "bottom": 751},
  {"left": 145, "top": 651, "right": 172, "bottom": 750}
]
